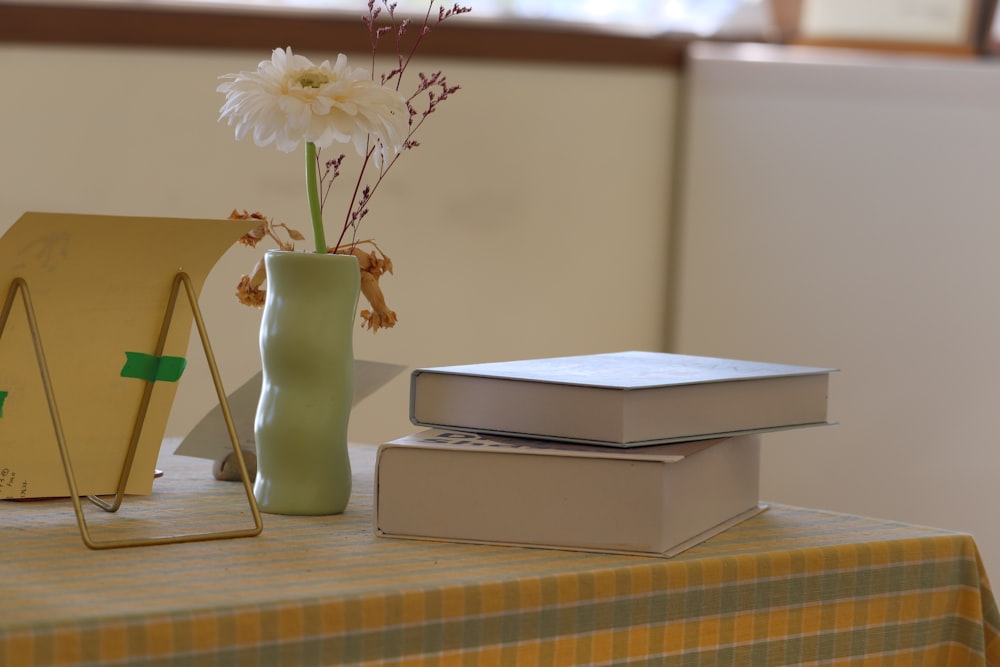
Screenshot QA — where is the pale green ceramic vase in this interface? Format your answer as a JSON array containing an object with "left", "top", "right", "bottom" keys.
[{"left": 253, "top": 250, "right": 360, "bottom": 515}]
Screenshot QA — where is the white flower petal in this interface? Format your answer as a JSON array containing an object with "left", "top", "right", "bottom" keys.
[{"left": 217, "top": 47, "right": 408, "bottom": 157}]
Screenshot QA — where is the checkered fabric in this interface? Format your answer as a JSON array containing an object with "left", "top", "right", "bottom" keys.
[{"left": 1, "top": 444, "right": 997, "bottom": 666}]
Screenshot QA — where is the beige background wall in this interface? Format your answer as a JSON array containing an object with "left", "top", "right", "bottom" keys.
[
  {"left": 672, "top": 42, "right": 1000, "bottom": 583},
  {"left": 7, "top": 38, "right": 999, "bottom": 584},
  {"left": 0, "top": 44, "right": 678, "bottom": 447}
]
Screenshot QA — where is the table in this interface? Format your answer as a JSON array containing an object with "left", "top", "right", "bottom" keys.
[{"left": 2, "top": 443, "right": 998, "bottom": 666}]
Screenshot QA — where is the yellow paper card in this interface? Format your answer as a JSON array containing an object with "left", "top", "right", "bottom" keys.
[{"left": 0, "top": 212, "right": 253, "bottom": 498}]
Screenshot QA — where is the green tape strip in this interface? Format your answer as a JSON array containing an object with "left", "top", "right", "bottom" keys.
[
  {"left": 0, "top": 391, "right": 7, "bottom": 417},
  {"left": 120, "top": 352, "right": 187, "bottom": 383}
]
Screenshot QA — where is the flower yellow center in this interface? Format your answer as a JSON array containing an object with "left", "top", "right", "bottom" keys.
[{"left": 296, "top": 69, "right": 330, "bottom": 89}]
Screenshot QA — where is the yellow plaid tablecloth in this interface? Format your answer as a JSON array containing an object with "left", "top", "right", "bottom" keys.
[{"left": 1, "top": 443, "right": 997, "bottom": 666}]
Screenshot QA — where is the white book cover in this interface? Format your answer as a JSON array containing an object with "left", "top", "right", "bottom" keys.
[
  {"left": 410, "top": 351, "right": 835, "bottom": 446},
  {"left": 375, "top": 429, "right": 766, "bottom": 557}
]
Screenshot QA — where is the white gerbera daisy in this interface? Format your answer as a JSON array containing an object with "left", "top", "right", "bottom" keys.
[{"left": 217, "top": 47, "right": 408, "bottom": 164}]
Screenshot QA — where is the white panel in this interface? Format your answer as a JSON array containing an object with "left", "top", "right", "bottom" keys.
[{"left": 674, "top": 41, "right": 1000, "bottom": 580}]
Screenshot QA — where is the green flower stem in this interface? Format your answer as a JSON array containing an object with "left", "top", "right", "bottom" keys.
[{"left": 305, "top": 141, "right": 327, "bottom": 253}]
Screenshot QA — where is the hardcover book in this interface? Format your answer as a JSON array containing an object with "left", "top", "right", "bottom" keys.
[
  {"left": 375, "top": 429, "right": 765, "bottom": 557},
  {"left": 409, "top": 351, "right": 834, "bottom": 447}
]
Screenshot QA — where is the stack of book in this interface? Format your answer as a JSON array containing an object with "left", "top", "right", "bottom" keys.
[{"left": 374, "top": 350, "right": 835, "bottom": 557}]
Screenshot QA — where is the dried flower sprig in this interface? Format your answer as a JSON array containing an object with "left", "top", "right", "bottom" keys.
[
  {"left": 234, "top": 209, "right": 305, "bottom": 251},
  {"left": 218, "top": 0, "right": 469, "bottom": 331},
  {"left": 327, "top": 0, "right": 469, "bottom": 251},
  {"left": 231, "top": 209, "right": 396, "bottom": 331}
]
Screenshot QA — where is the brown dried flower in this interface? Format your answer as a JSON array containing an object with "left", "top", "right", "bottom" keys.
[
  {"left": 235, "top": 256, "right": 267, "bottom": 307},
  {"left": 334, "top": 241, "right": 397, "bottom": 332},
  {"left": 230, "top": 209, "right": 303, "bottom": 250},
  {"left": 231, "top": 212, "right": 396, "bottom": 331}
]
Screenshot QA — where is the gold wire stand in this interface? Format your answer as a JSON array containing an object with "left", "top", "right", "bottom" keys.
[{"left": 0, "top": 273, "right": 263, "bottom": 549}]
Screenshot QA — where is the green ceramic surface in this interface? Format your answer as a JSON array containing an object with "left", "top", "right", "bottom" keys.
[{"left": 254, "top": 250, "right": 360, "bottom": 515}]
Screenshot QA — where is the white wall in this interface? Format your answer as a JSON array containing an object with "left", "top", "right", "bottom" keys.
[
  {"left": 672, "top": 42, "right": 1000, "bottom": 580},
  {"left": 0, "top": 44, "right": 678, "bottom": 447}
]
